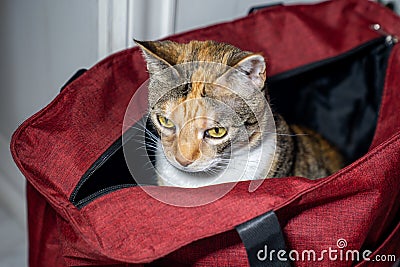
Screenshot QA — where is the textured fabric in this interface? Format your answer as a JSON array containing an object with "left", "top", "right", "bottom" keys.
[{"left": 10, "top": 0, "right": 400, "bottom": 266}]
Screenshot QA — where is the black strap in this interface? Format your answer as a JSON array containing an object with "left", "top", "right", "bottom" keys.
[{"left": 236, "top": 211, "right": 291, "bottom": 267}]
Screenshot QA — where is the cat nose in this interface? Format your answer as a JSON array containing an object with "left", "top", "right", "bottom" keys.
[
  {"left": 175, "top": 154, "right": 194, "bottom": 167},
  {"left": 175, "top": 131, "right": 201, "bottom": 167}
]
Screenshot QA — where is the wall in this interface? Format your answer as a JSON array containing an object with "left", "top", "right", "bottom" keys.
[{"left": 0, "top": 0, "right": 99, "bottom": 266}]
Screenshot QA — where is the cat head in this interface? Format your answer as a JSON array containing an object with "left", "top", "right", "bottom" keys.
[{"left": 136, "top": 40, "right": 271, "bottom": 176}]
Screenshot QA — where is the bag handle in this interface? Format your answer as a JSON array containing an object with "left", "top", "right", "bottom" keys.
[{"left": 236, "top": 211, "right": 291, "bottom": 267}]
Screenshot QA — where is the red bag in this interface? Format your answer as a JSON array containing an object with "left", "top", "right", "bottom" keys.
[{"left": 11, "top": 0, "right": 400, "bottom": 266}]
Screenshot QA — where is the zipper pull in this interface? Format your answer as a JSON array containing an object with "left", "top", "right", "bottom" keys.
[{"left": 371, "top": 24, "right": 399, "bottom": 45}]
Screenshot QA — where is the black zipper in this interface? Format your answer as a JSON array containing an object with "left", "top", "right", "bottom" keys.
[
  {"left": 69, "top": 124, "right": 143, "bottom": 206},
  {"left": 69, "top": 136, "right": 125, "bottom": 204},
  {"left": 75, "top": 184, "right": 135, "bottom": 209}
]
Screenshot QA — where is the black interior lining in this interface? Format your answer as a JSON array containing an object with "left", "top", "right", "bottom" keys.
[
  {"left": 70, "top": 118, "right": 158, "bottom": 208},
  {"left": 268, "top": 36, "right": 392, "bottom": 162},
  {"left": 70, "top": 37, "right": 393, "bottom": 208}
]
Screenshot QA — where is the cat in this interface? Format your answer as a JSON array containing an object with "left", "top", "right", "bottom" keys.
[{"left": 135, "top": 39, "right": 343, "bottom": 188}]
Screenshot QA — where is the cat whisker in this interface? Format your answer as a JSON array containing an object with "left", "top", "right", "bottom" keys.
[
  {"left": 138, "top": 146, "right": 158, "bottom": 152},
  {"left": 136, "top": 151, "right": 158, "bottom": 156},
  {"left": 125, "top": 130, "right": 159, "bottom": 143},
  {"left": 144, "top": 162, "right": 156, "bottom": 169},
  {"left": 255, "top": 131, "right": 309, "bottom": 137},
  {"left": 135, "top": 143, "right": 159, "bottom": 150},
  {"left": 129, "top": 129, "right": 160, "bottom": 142}
]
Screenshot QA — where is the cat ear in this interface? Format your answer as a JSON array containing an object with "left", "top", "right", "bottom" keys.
[
  {"left": 232, "top": 54, "right": 266, "bottom": 89},
  {"left": 134, "top": 39, "right": 179, "bottom": 75}
]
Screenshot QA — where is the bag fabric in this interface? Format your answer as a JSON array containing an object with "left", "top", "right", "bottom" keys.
[{"left": 11, "top": 0, "right": 400, "bottom": 266}]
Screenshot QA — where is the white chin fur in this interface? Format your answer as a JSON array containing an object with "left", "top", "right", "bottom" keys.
[{"left": 154, "top": 135, "right": 276, "bottom": 188}]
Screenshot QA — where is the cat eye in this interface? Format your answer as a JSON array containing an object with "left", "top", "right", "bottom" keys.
[
  {"left": 157, "top": 115, "right": 175, "bottom": 129},
  {"left": 205, "top": 127, "right": 227, "bottom": 138}
]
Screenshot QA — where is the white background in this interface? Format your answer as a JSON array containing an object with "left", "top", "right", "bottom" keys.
[{"left": 0, "top": 0, "right": 398, "bottom": 265}]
